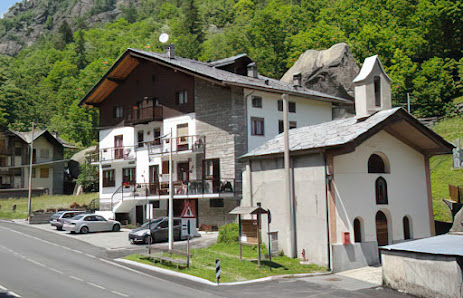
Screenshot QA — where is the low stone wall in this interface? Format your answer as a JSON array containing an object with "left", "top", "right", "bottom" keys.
[
  {"left": 30, "top": 212, "right": 55, "bottom": 224},
  {"left": 382, "top": 250, "right": 463, "bottom": 298},
  {"left": 332, "top": 241, "right": 379, "bottom": 272}
]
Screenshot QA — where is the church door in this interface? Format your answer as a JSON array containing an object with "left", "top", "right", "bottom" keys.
[{"left": 375, "top": 211, "right": 389, "bottom": 246}]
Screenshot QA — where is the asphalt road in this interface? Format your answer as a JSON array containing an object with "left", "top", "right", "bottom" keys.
[{"left": 0, "top": 221, "right": 410, "bottom": 298}]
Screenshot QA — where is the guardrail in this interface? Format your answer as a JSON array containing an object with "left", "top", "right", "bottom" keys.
[
  {"left": 146, "top": 135, "right": 205, "bottom": 155},
  {"left": 87, "top": 146, "right": 136, "bottom": 163},
  {"left": 110, "top": 178, "right": 235, "bottom": 210}
]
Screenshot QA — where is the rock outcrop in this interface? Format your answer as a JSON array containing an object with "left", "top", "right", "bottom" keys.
[
  {"left": 281, "top": 43, "right": 359, "bottom": 101},
  {"left": 0, "top": 0, "right": 130, "bottom": 56}
]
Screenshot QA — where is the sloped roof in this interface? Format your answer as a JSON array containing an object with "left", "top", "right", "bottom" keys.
[
  {"left": 381, "top": 234, "right": 463, "bottom": 257},
  {"left": 80, "top": 49, "right": 352, "bottom": 106},
  {"left": 209, "top": 53, "right": 252, "bottom": 67},
  {"left": 241, "top": 108, "right": 453, "bottom": 159},
  {"left": 11, "top": 130, "right": 76, "bottom": 148},
  {"left": 353, "top": 55, "right": 392, "bottom": 84}
]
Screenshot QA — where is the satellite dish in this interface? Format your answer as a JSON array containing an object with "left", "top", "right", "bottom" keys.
[{"left": 159, "top": 33, "right": 169, "bottom": 44}]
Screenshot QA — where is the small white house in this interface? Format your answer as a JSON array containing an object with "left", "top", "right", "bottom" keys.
[{"left": 239, "top": 56, "right": 453, "bottom": 272}]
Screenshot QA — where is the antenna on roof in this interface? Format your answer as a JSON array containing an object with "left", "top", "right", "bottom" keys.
[{"left": 159, "top": 33, "right": 169, "bottom": 44}]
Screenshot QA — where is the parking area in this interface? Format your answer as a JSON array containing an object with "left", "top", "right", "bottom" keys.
[{"left": 15, "top": 220, "right": 218, "bottom": 253}]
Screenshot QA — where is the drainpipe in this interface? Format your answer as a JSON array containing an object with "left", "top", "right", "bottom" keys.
[
  {"left": 323, "top": 151, "right": 333, "bottom": 271},
  {"left": 283, "top": 94, "right": 297, "bottom": 258}
]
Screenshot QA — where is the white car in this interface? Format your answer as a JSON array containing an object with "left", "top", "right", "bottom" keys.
[{"left": 63, "top": 214, "right": 121, "bottom": 234}]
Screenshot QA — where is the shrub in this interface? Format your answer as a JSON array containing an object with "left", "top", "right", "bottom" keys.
[{"left": 218, "top": 222, "right": 239, "bottom": 244}]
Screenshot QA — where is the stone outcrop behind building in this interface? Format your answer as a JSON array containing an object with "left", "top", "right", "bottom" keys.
[{"left": 281, "top": 43, "right": 359, "bottom": 101}]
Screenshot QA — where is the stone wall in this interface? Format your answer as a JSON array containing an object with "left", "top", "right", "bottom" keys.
[
  {"left": 194, "top": 79, "right": 247, "bottom": 192},
  {"left": 198, "top": 198, "right": 238, "bottom": 229}
]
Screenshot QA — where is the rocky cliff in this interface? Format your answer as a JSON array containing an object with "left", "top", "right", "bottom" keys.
[
  {"left": 0, "top": 0, "right": 134, "bottom": 56},
  {"left": 281, "top": 43, "right": 359, "bottom": 101}
]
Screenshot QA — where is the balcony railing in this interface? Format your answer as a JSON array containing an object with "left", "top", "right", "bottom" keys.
[
  {"left": 110, "top": 178, "right": 235, "bottom": 209},
  {"left": 125, "top": 106, "right": 163, "bottom": 124},
  {"left": 87, "top": 146, "right": 136, "bottom": 163},
  {"left": 146, "top": 135, "right": 206, "bottom": 155}
]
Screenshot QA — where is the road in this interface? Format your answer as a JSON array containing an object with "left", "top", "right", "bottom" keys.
[{"left": 0, "top": 221, "right": 410, "bottom": 298}]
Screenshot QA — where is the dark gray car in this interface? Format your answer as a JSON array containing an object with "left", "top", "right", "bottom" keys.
[{"left": 128, "top": 217, "right": 182, "bottom": 244}]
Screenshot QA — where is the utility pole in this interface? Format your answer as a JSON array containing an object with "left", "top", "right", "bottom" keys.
[
  {"left": 27, "top": 122, "right": 35, "bottom": 223},
  {"left": 282, "top": 94, "right": 296, "bottom": 258},
  {"left": 168, "top": 127, "right": 174, "bottom": 251},
  {"left": 407, "top": 93, "right": 411, "bottom": 113}
]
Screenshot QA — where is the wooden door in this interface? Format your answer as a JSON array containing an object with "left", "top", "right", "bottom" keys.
[
  {"left": 149, "top": 165, "right": 159, "bottom": 195},
  {"left": 375, "top": 211, "right": 388, "bottom": 246}
]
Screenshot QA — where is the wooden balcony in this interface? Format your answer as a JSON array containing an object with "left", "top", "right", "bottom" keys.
[{"left": 125, "top": 106, "right": 163, "bottom": 124}]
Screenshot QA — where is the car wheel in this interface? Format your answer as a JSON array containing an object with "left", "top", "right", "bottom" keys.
[
  {"left": 112, "top": 224, "right": 120, "bottom": 232},
  {"left": 80, "top": 226, "right": 89, "bottom": 234}
]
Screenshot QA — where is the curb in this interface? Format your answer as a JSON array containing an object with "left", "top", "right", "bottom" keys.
[{"left": 115, "top": 258, "right": 332, "bottom": 286}]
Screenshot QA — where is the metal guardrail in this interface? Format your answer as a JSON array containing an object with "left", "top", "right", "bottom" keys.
[
  {"left": 146, "top": 135, "right": 206, "bottom": 155},
  {"left": 110, "top": 179, "right": 235, "bottom": 210},
  {"left": 87, "top": 146, "right": 136, "bottom": 163}
]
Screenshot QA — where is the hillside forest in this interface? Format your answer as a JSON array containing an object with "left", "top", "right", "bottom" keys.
[{"left": 0, "top": 0, "right": 463, "bottom": 148}]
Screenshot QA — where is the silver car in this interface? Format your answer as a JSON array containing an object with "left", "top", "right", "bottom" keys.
[{"left": 63, "top": 214, "right": 121, "bottom": 234}]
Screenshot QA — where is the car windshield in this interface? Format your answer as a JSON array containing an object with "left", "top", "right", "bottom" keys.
[
  {"left": 72, "top": 214, "right": 85, "bottom": 220},
  {"left": 140, "top": 218, "right": 163, "bottom": 229}
]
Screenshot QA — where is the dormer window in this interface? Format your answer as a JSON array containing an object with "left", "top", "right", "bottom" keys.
[{"left": 374, "top": 76, "right": 381, "bottom": 107}]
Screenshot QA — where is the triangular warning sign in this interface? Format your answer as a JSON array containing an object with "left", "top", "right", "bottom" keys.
[{"left": 181, "top": 202, "right": 196, "bottom": 218}]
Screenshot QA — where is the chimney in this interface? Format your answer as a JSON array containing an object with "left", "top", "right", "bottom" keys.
[
  {"left": 247, "top": 62, "right": 258, "bottom": 78},
  {"left": 293, "top": 72, "right": 302, "bottom": 87},
  {"left": 167, "top": 44, "right": 175, "bottom": 59}
]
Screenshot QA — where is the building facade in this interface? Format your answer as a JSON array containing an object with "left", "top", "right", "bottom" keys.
[
  {"left": 80, "top": 48, "right": 350, "bottom": 227},
  {"left": 240, "top": 56, "right": 453, "bottom": 271}
]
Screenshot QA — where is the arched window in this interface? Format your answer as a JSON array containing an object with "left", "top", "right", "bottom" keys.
[
  {"left": 353, "top": 218, "right": 362, "bottom": 243},
  {"left": 403, "top": 216, "right": 412, "bottom": 240},
  {"left": 375, "top": 177, "right": 388, "bottom": 204},
  {"left": 368, "top": 154, "right": 386, "bottom": 173}
]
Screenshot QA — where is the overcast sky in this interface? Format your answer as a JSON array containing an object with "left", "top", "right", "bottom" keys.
[{"left": 0, "top": 0, "right": 20, "bottom": 18}]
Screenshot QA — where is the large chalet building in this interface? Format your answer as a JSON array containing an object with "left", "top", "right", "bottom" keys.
[{"left": 80, "top": 47, "right": 351, "bottom": 227}]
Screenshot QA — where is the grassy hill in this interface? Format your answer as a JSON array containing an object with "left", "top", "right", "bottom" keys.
[{"left": 431, "top": 116, "right": 463, "bottom": 222}]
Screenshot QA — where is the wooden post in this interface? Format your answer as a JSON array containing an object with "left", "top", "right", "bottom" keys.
[
  {"left": 239, "top": 214, "right": 242, "bottom": 261},
  {"left": 267, "top": 216, "right": 272, "bottom": 262}
]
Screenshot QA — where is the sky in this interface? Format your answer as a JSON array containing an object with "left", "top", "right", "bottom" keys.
[{"left": 0, "top": 0, "right": 20, "bottom": 18}]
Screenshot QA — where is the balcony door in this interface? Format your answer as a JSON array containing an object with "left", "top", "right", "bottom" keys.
[
  {"left": 114, "top": 135, "right": 123, "bottom": 159},
  {"left": 177, "top": 124, "right": 189, "bottom": 151},
  {"left": 149, "top": 165, "right": 159, "bottom": 195},
  {"left": 203, "top": 159, "right": 220, "bottom": 193},
  {"left": 177, "top": 162, "right": 189, "bottom": 183}
]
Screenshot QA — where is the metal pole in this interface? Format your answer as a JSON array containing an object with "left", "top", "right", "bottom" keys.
[
  {"left": 168, "top": 128, "right": 174, "bottom": 251},
  {"left": 27, "top": 122, "right": 35, "bottom": 223},
  {"left": 257, "top": 213, "right": 261, "bottom": 268},
  {"left": 407, "top": 93, "right": 411, "bottom": 113},
  {"left": 239, "top": 214, "right": 242, "bottom": 261},
  {"left": 283, "top": 94, "right": 296, "bottom": 258}
]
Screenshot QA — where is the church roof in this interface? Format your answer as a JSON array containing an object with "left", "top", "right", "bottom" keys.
[
  {"left": 353, "top": 55, "right": 392, "bottom": 84},
  {"left": 241, "top": 108, "right": 453, "bottom": 159}
]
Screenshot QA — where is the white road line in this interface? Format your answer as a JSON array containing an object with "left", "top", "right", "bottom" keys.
[
  {"left": 8, "top": 291, "right": 21, "bottom": 297},
  {"left": 111, "top": 290, "right": 129, "bottom": 297},
  {"left": 87, "top": 282, "right": 106, "bottom": 290},
  {"left": 49, "top": 268, "right": 64, "bottom": 274},
  {"left": 25, "top": 258, "right": 46, "bottom": 267},
  {"left": 69, "top": 275, "right": 84, "bottom": 282},
  {"left": 85, "top": 253, "right": 97, "bottom": 258}
]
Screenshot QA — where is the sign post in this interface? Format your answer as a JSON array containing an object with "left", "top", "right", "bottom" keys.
[{"left": 215, "top": 259, "right": 221, "bottom": 285}]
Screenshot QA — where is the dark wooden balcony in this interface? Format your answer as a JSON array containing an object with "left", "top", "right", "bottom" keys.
[{"left": 125, "top": 106, "right": 163, "bottom": 124}]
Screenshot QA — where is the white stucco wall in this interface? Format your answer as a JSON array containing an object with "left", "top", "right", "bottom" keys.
[
  {"left": 245, "top": 89, "right": 332, "bottom": 152},
  {"left": 332, "top": 130, "right": 430, "bottom": 245},
  {"left": 241, "top": 154, "right": 329, "bottom": 267}
]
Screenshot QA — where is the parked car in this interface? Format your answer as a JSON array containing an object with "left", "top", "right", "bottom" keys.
[
  {"left": 50, "top": 210, "right": 86, "bottom": 230},
  {"left": 63, "top": 214, "right": 121, "bottom": 234},
  {"left": 128, "top": 217, "right": 182, "bottom": 244}
]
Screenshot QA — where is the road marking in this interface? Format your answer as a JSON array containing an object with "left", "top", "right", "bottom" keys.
[
  {"left": 111, "top": 290, "right": 129, "bottom": 297},
  {"left": 25, "top": 258, "right": 46, "bottom": 267},
  {"left": 85, "top": 253, "right": 97, "bottom": 259},
  {"left": 49, "top": 268, "right": 64, "bottom": 274},
  {"left": 87, "top": 282, "right": 106, "bottom": 290},
  {"left": 69, "top": 275, "right": 84, "bottom": 282}
]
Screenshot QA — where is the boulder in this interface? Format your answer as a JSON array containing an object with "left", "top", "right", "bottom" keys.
[{"left": 281, "top": 43, "right": 359, "bottom": 101}]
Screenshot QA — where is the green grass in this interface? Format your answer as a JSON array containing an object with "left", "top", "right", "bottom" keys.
[
  {"left": 125, "top": 243, "right": 327, "bottom": 283},
  {"left": 0, "top": 193, "right": 98, "bottom": 220},
  {"left": 431, "top": 116, "right": 463, "bottom": 222}
]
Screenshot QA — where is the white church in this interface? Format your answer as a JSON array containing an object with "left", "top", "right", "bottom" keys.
[{"left": 239, "top": 55, "right": 453, "bottom": 272}]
